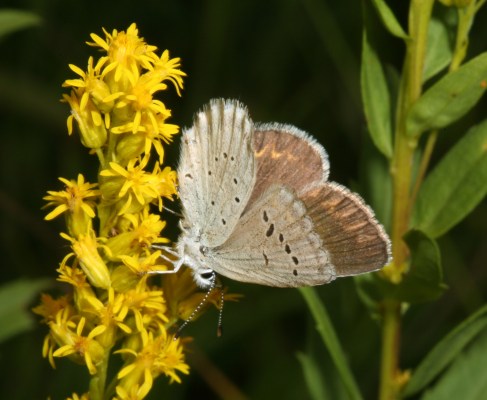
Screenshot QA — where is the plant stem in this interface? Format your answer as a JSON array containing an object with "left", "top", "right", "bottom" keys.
[
  {"left": 379, "top": 300, "right": 401, "bottom": 400},
  {"left": 89, "top": 350, "right": 109, "bottom": 400},
  {"left": 380, "top": 0, "right": 434, "bottom": 398}
]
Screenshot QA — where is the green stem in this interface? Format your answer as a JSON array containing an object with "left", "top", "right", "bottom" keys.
[
  {"left": 89, "top": 350, "right": 110, "bottom": 400},
  {"left": 380, "top": 1, "right": 434, "bottom": 399},
  {"left": 379, "top": 300, "right": 401, "bottom": 400}
]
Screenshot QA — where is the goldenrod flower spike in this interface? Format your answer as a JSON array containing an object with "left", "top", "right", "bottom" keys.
[{"left": 35, "top": 24, "right": 218, "bottom": 400}]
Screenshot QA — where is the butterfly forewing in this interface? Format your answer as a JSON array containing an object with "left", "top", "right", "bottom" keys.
[
  {"left": 246, "top": 125, "right": 330, "bottom": 207},
  {"left": 178, "top": 99, "right": 256, "bottom": 247}
]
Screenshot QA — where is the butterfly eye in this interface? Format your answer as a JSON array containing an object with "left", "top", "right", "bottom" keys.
[{"left": 200, "top": 271, "right": 214, "bottom": 280}]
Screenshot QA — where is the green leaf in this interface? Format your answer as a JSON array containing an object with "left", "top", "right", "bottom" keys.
[
  {"left": 406, "top": 52, "right": 487, "bottom": 137},
  {"left": 296, "top": 352, "right": 329, "bottom": 400},
  {"left": 423, "top": 9, "right": 456, "bottom": 82},
  {"left": 356, "top": 230, "right": 445, "bottom": 310},
  {"left": 404, "top": 304, "right": 487, "bottom": 397},
  {"left": 0, "top": 278, "right": 51, "bottom": 342},
  {"left": 359, "top": 137, "right": 393, "bottom": 230},
  {"left": 421, "top": 330, "right": 487, "bottom": 400},
  {"left": 298, "top": 287, "right": 363, "bottom": 400},
  {"left": 370, "top": 0, "right": 408, "bottom": 39},
  {"left": 360, "top": 27, "right": 394, "bottom": 158},
  {"left": 412, "top": 119, "right": 487, "bottom": 237},
  {"left": 0, "top": 9, "right": 42, "bottom": 39}
]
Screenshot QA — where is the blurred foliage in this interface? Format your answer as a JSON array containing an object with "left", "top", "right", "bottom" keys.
[{"left": 0, "top": 0, "right": 486, "bottom": 399}]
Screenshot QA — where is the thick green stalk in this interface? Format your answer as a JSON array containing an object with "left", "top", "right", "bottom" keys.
[{"left": 380, "top": 1, "right": 434, "bottom": 399}]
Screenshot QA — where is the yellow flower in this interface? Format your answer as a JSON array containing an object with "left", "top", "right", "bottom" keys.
[
  {"left": 105, "top": 209, "right": 169, "bottom": 260},
  {"left": 51, "top": 316, "right": 106, "bottom": 375},
  {"left": 100, "top": 156, "right": 162, "bottom": 214},
  {"left": 32, "top": 293, "right": 72, "bottom": 324},
  {"left": 44, "top": 174, "right": 99, "bottom": 237},
  {"left": 117, "top": 329, "right": 189, "bottom": 394},
  {"left": 83, "top": 287, "right": 132, "bottom": 348},
  {"left": 115, "top": 383, "right": 151, "bottom": 400},
  {"left": 63, "top": 89, "right": 108, "bottom": 149},
  {"left": 120, "top": 277, "right": 167, "bottom": 332},
  {"left": 88, "top": 23, "right": 158, "bottom": 93},
  {"left": 66, "top": 393, "right": 90, "bottom": 400},
  {"left": 61, "top": 231, "right": 111, "bottom": 289},
  {"left": 153, "top": 50, "right": 186, "bottom": 96},
  {"left": 63, "top": 56, "right": 121, "bottom": 114}
]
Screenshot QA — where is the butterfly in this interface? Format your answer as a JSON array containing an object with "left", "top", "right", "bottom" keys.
[{"left": 155, "top": 99, "right": 391, "bottom": 291}]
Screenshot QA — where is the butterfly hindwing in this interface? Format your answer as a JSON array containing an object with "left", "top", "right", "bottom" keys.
[{"left": 208, "top": 184, "right": 336, "bottom": 287}]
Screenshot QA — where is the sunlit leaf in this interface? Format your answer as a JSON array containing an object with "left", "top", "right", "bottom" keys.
[{"left": 406, "top": 52, "right": 487, "bottom": 136}]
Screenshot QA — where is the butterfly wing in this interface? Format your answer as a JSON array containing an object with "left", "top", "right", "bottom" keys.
[
  {"left": 245, "top": 123, "right": 330, "bottom": 209},
  {"left": 178, "top": 99, "right": 256, "bottom": 247},
  {"left": 251, "top": 124, "right": 391, "bottom": 276}
]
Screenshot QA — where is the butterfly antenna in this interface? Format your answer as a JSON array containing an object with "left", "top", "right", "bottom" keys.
[
  {"left": 175, "top": 272, "right": 217, "bottom": 339},
  {"left": 217, "top": 285, "right": 225, "bottom": 337}
]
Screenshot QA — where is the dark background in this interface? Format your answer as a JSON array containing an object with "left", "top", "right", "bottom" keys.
[{"left": 1, "top": 1, "right": 486, "bottom": 399}]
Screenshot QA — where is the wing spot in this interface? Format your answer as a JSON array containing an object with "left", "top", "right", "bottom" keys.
[
  {"left": 222, "top": 218, "right": 226, "bottom": 225},
  {"left": 292, "top": 256, "right": 299, "bottom": 265},
  {"left": 223, "top": 152, "right": 228, "bottom": 158},
  {"left": 263, "top": 210, "right": 269, "bottom": 222},
  {"left": 231, "top": 156, "right": 235, "bottom": 161},
  {"left": 215, "top": 156, "right": 219, "bottom": 161},
  {"left": 233, "top": 178, "right": 238, "bottom": 184},
  {"left": 263, "top": 252, "right": 269, "bottom": 266},
  {"left": 285, "top": 244, "right": 291, "bottom": 254},
  {"left": 235, "top": 197, "right": 240, "bottom": 203},
  {"left": 279, "top": 233, "right": 284, "bottom": 243},
  {"left": 266, "top": 223, "right": 274, "bottom": 237},
  {"left": 185, "top": 173, "right": 193, "bottom": 179},
  {"left": 293, "top": 269, "right": 298, "bottom": 276},
  {"left": 208, "top": 171, "right": 212, "bottom": 176}
]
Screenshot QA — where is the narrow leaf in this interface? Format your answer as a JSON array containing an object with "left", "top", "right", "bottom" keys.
[
  {"left": 423, "top": 10, "right": 455, "bottom": 82},
  {"left": 0, "top": 9, "right": 42, "bottom": 39},
  {"left": 299, "top": 287, "right": 363, "bottom": 400},
  {"left": 296, "top": 352, "right": 329, "bottom": 400},
  {"left": 421, "top": 330, "right": 487, "bottom": 400},
  {"left": 403, "top": 304, "right": 487, "bottom": 397},
  {"left": 0, "top": 278, "right": 51, "bottom": 342},
  {"left": 406, "top": 52, "right": 487, "bottom": 137},
  {"left": 371, "top": 0, "right": 408, "bottom": 39},
  {"left": 360, "top": 28, "right": 393, "bottom": 158},
  {"left": 412, "top": 119, "right": 487, "bottom": 237}
]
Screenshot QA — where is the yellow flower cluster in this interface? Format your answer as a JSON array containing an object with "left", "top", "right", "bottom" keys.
[{"left": 33, "top": 23, "right": 225, "bottom": 400}]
